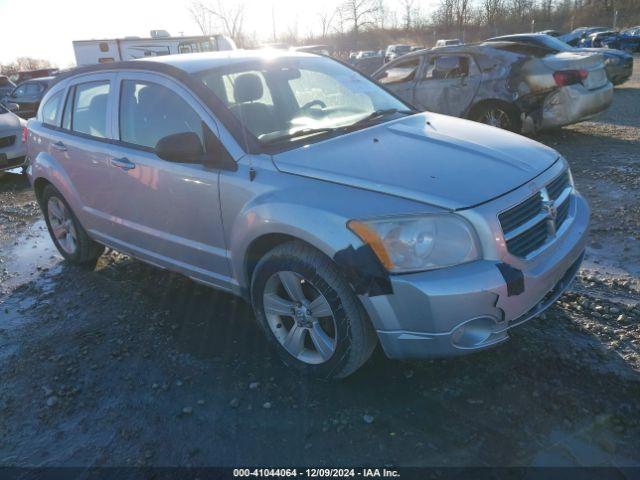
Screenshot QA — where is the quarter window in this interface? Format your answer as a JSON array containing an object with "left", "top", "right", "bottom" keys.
[
  {"left": 71, "top": 81, "right": 110, "bottom": 138},
  {"left": 41, "top": 91, "right": 63, "bottom": 126},
  {"left": 119, "top": 80, "right": 203, "bottom": 150}
]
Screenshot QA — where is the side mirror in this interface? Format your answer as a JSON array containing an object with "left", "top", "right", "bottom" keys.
[{"left": 155, "top": 132, "right": 203, "bottom": 163}]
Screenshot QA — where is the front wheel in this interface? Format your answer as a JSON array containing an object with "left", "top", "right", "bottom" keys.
[
  {"left": 251, "top": 241, "right": 377, "bottom": 379},
  {"left": 41, "top": 185, "right": 104, "bottom": 265}
]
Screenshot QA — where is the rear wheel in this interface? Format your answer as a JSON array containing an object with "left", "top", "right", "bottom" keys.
[
  {"left": 251, "top": 241, "right": 377, "bottom": 379},
  {"left": 41, "top": 185, "right": 104, "bottom": 265},
  {"left": 470, "top": 102, "right": 522, "bottom": 132}
]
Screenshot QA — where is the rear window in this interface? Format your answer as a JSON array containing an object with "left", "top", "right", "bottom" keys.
[
  {"left": 71, "top": 81, "right": 110, "bottom": 138},
  {"left": 41, "top": 91, "right": 63, "bottom": 126}
]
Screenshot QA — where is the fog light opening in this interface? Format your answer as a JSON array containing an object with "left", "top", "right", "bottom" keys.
[{"left": 451, "top": 317, "right": 497, "bottom": 349}]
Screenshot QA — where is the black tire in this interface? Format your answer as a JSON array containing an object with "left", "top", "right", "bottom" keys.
[
  {"left": 41, "top": 184, "right": 104, "bottom": 266},
  {"left": 251, "top": 241, "right": 377, "bottom": 379},
  {"left": 469, "top": 101, "right": 522, "bottom": 133}
]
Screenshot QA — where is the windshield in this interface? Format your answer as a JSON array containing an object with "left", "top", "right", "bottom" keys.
[{"left": 195, "top": 57, "right": 409, "bottom": 146}]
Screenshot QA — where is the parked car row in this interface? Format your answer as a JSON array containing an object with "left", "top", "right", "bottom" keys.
[{"left": 560, "top": 26, "right": 640, "bottom": 52}]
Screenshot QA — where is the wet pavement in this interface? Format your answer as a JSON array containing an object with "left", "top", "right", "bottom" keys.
[{"left": 0, "top": 59, "right": 639, "bottom": 467}]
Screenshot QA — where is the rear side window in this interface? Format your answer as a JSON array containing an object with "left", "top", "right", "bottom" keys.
[
  {"left": 72, "top": 81, "right": 110, "bottom": 138},
  {"left": 376, "top": 58, "right": 421, "bottom": 85},
  {"left": 424, "top": 55, "right": 469, "bottom": 80},
  {"left": 41, "top": 91, "right": 63, "bottom": 126},
  {"left": 119, "top": 80, "right": 203, "bottom": 150}
]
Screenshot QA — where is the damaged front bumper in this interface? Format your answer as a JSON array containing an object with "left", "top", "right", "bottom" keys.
[
  {"left": 523, "top": 82, "right": 613, "bottom": 133},
  {"left": 360, "top": 192, "right": 590, "bottom": 360}
]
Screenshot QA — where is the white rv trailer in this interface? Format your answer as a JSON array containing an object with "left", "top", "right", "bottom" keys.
[{"left": 73, "top": 31, "right": 237, "bottom": 66}]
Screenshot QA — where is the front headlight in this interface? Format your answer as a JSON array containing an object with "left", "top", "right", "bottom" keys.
[{"left": 348, "top": 214, "right": 481, "bottom": 273}]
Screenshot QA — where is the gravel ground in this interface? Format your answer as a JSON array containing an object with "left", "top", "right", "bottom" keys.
[{"left": 1, "top": 59, "right": 639, "bottom": 468}]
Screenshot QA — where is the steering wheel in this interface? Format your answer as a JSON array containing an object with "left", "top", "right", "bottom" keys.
[{"left": 300, "top": 99, "right": 327, "bottom": 111}]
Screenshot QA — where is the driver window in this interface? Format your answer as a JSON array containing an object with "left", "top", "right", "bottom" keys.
[
  {"left": 376, "top": 58, "right": 421, "bottom": 85},
  {"left": 424, "top": 55, "right": 469, "bottom": 80},
  {"left": 119, "top": 80, "right": 203, "bottom": 150}
]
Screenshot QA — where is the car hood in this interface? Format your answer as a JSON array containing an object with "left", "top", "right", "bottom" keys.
[
  {"left": 0, "top": 110, "right": 23, "bottom": 134},
  {"left": 272, "top": 112, "right": 559, "bottom": 210}
]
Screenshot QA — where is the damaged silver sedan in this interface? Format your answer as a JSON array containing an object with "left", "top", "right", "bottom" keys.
[{"left": 372, "top": 43, "right": 613, "bottom": 133}]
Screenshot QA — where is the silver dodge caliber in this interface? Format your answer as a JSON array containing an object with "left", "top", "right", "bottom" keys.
[{"left": 27, "top": 50, "right": 589, "bottom": 378}]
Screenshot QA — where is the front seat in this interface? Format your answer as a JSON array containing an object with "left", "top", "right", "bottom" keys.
[{"left": 231, "top": 73, "right": 275, "bottom": 138}]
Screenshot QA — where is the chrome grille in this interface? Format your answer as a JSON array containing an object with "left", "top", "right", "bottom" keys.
[
  {"left": 546, "top": 170, "right": 570, "bottom": 200},
  {"left": 499, "top": 193, "right": 543, "bottom": 233},
  {"left": 506, "top": 218, "right": 548, "bottom": 257},
  {"left": 0, "top": 135, "right": 15, "bottom": 148},
  {"left": 499, "top": 170, "right": 573, "bottom": 258}
]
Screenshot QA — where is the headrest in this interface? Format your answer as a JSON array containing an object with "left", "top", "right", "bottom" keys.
[
  {"left": 234, "top": 73, "right": 263, "bottom": 103},
  {"left": 89, "top": 93, "right": 107, "bottom": 111},
  {"left": 136, "top": 86, "right": 155, "bottom": 107}
]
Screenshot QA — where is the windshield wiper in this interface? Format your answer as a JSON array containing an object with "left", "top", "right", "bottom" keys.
[
  {"left": 261, "top": 109, "right": 417, "bottom": 147},
  {"left": 261, "top": 127, "right": 339, "bottom": 146},
  {"left": 344, "top": 108, "right": 415, "bottom": 130}
]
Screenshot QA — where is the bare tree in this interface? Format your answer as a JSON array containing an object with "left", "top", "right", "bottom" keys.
[
  {"left": 401, "top": 0, "right": 416, "bottom": 30},
  {"left": 434, "top": 0, "right": 456, "bottom": 28},
  {"left": 373, "top": 0, "right": 387, "bottom": 29},
  {"left": 453, "top": 0, "right": 472, "bottom": 37},
  {"left": 483, "top": 0, "right": 505, "bottom": 28},
  {"left": 340, "top": 0, "right": 380, "bottom": 35},
  {"left": 508, "top": 0, "right": 534, "bottom": 25},
  {"left": 189, "top": 1, "right": 214, "bottom": 35},
  {"left": 189, "top": 0, "right": 246, "bottom": 44},
  {"left": 0, "top": 58, "right": 54, "bottom": 76},
  {"left": 318, "top": 8, "right": 337, "bottom": 38}
]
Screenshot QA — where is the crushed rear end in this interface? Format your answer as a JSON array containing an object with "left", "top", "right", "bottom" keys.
[{"left": 520, "top": 51, "right": 613, "bottom": 132}]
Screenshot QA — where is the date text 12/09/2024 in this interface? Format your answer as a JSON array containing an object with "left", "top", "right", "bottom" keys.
[{"left": 232, "top": 468, "right": 400, "bottom": 478}]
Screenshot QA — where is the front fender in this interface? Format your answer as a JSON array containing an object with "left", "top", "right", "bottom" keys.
[{"left": 221, "top": 160, "right": 441, "bottom": 290}]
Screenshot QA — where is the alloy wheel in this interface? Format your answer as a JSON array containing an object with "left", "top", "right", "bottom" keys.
[
  {"left": 47, "top": 197, "right": 78, "bottom": 255},
  {"left": 480, "top": 108, "right": 512, "bottom": 129},
  {"left": 263, "top": 271, "right": 337, "bottom": 364}
]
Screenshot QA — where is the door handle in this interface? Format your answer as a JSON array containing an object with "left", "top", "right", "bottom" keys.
[
  {"left": 110, "top": 157, "right": 136, "bottom": 171},
  {"left": 52, "top": 141, "right": 67, "bottom": 152}
]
